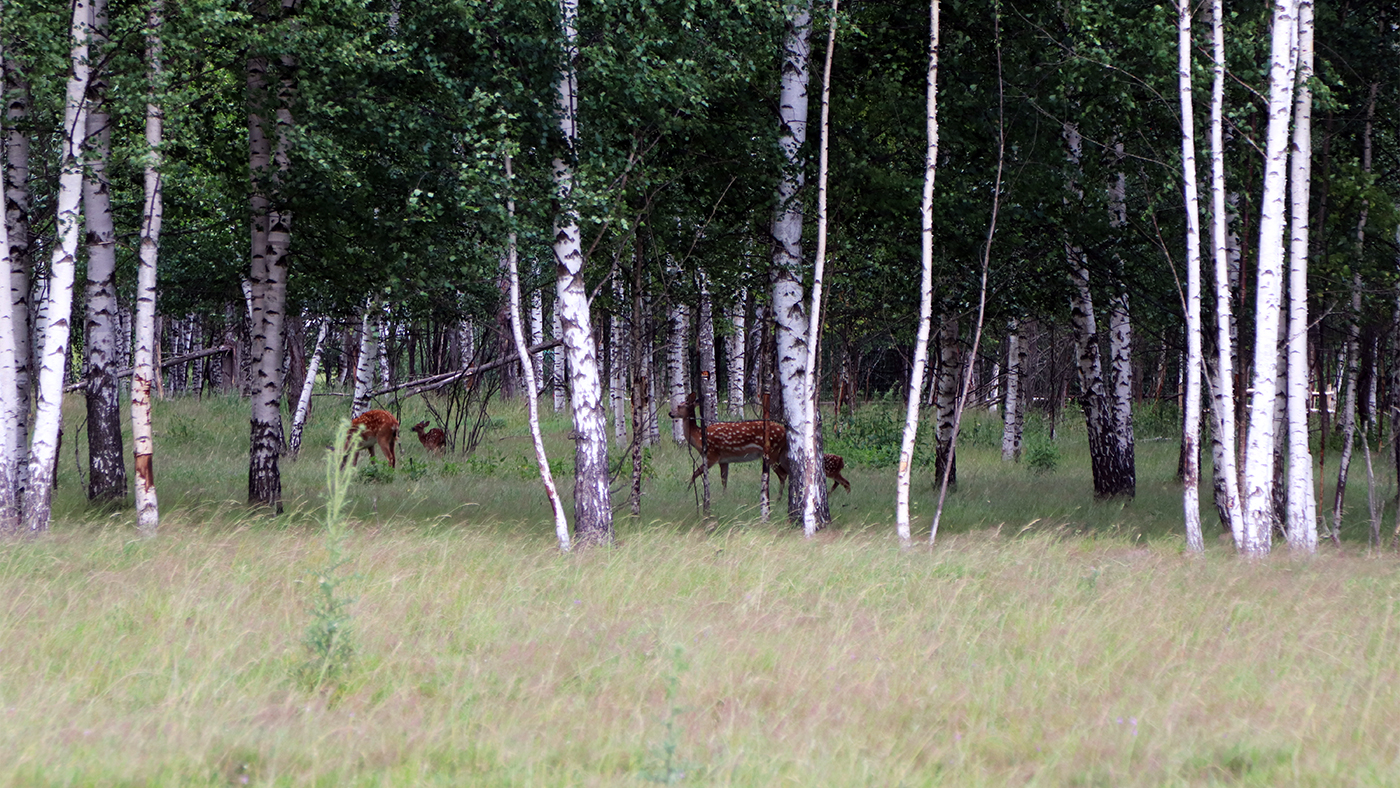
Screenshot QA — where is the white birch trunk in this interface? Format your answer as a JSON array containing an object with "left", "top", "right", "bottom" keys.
[
  {"left": 667, "top": 295, "right": 689, "bottom": 444},
  {"left": 1207, "top": 0, "right": 1245, "bottom": 545},
  {"left": 1001, "top": 319, "right": 1022, "bottom": 462},
  {"left": 697, "top": 272, "right": 719, "bottom": 426},
  {"left": 1284, "top": 0, "right": 1316, "bottom": 550},
  {"left": 288, "top": 318, "right": 326, "bottom": 457},
  {"left": 771, "top": 0, "right": 823, "bottom": 524},
  {"left": 554, "top": 0, "right": 611, "bottom": 543},
  {"left": 82, "top": 0, "right": 126, "bottom": 501},
  {"left": 551, "top": 307, "right": 566, "bottom": 412},
  {"left": 895, "top": 0, "right": 940, "bottom": 545},
  {"left": 1178, "top": 0, "right": 1205, "bottom": 552},
  {"left": 726, "top": 293, "right": 746, "bottom": 415},
  {"left": 23, "top": 0, "right": 90, "bottom": 532},
  {"left": 1240, "top": 0, "right": 1298, "bottom": 554},
  {"left": 504, "top": 154, "right": 570, "bottom": 551},
  {"left": 933, "top": 320, "right": 959, "bottom": 487},
  {"left": 3, "top": 46, "right": 32, "bottom": 489},
  {"left": 1332, "top": 277, "right": 1361, "bottom": 537},
  {"left": 376, "top": 311, "right": 391, "bottom": 392},
  {"left": 799, "top": 0, "right": 839, "bottom": 537},
  {"left": 0, "top": 26, "right": 18, "bottom": 534},
  {"left": 131, "top": 0, "right": 161, "bottom": 534},
  {"left": 1105, "top": 144, "right": 1136, "bottom": 494},
  {"left": 351, "top": 304, "right": 375, "bottom": 416},
  {"left": 530, "top": 285, "right": 544, "bottom": 390},
  {"left": 611, "top": 276, "right": 629, "bottom": 446}
]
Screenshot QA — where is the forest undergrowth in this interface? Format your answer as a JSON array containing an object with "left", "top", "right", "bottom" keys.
[{"left": 2, "top": 393, "right": 1397, "bottom": 785}]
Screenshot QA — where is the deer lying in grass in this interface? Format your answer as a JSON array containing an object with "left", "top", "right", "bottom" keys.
[
  {"left": 668, "top": 394, "right": 787, "bottom": 489},
  {"left": 411, "top": 421, "right": 446, "bottom": 455},
  {"left": 775, "top": 452, "right": 851, "bottom": 494},
  {"left": 345, "top": 409, "right": 399, "bottom": 468}
]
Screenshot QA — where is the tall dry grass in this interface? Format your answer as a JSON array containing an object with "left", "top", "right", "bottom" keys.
[{"left": 1, "top": 393, "right": 1395, "bottom": 784}]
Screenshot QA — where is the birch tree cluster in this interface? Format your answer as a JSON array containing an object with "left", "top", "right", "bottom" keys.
[{"left": 0, "top": 0, "right": 1396, "bottom": 552}]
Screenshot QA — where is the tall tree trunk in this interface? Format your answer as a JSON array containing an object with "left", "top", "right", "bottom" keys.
[
  {"left": 82, "top": 0, "right": 126, "bottom": 502},
  {"left": 1207, "top": 0, "right": 1245, "bottom": 544},
  {"left": 530, "top": 284, "right": 544, "bottom": 391},
  {"left": 726, "top": 291, "right": 746, "bottom": 415},
  {"left": 554, "top": 0, "right": 611, "bottom": 543},
  {"left": 551, "top": 307, "right": 566, "bottom": 412},
  {"left": 23, "top": 0, "right": 90, "bottom": 533},
  {"left": 697, "top": 272, "right": 719, "bottom": 426},
  {"left": 1240, "top": 0, "right": 1298, "bottom": 554},
  {"left": 611, "top": 275, "right": 629, "bottom": 445},
  {"left": 1284, "top": 0, "right": 1317, "bottom": 550},
  {"left": 798, "top": 0, "right": 839, "bottom": 537},
  {"left": 1178, "top": 0, "right": 1208, "bottom": 551},
  {"left": 288, "top": 318, "right": 326, "bottom": 457},
  {"left": 246, "top": 0, "right": 299, "bottom": 511},
  {"left": 504, "top": 154, "right": 570, "bottom": 551},
  {"left": 3, "top": 45, "right": 32, "bottom": 494},
  {"left": 0, "top": 23, "right": 19, "bottom": 535},
  {"left": 1001, "top": 319, "right": 1023, "bottom": 462},
  {"left": 131, "top": 0, "right": 163, "bottom": 535},
  {"left": 771, "top": 0, "right": 821, "bottom": 525},
  {"left": 933, "top": 319, "right": 959, "bottom": 489},
  {"left": 667, "top": 288, "right": 689, "bottom": 444},
  {"left": 351, "top": 304, "right": 376, "bottom": 416}
]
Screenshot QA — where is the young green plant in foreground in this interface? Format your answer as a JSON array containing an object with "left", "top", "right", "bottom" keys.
[{"left": 294, "top": 421, "right": 360, "bottom": 695}]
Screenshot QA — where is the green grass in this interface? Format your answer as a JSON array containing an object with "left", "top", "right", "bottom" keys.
[{"left": 3, "top": 392, "right": 1397, "bottom": 785}]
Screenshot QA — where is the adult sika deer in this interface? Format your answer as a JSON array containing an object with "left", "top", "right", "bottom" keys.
[
  {"left": 669, "top": 395, "right": 787, "bottom": 489},
  {"left": 346, "top": 409, "right": 400, "bottom": 468}
]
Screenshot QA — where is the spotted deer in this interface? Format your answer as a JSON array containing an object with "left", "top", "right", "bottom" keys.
[
  {"left": 775, "top": 452, "right": 851, "bottom": 494},
  {"left": 345, "top": 409, "right": 400, "bottom": 468},
  {"left": 411, "top": 421, "right": 446, "bottom": 455},
  {"left": 668, "top": 394, "right": 788, "bottom": 489}
]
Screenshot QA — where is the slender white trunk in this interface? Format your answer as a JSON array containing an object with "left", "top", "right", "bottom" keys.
[
  {"left": 697, "top": 272, "right": 719, "bottom": 426},
  {"left": 132, "top": 1, "right": 161, "bottom": 530},
  {"left": 896, "top": 0, "right": 940, "bottom": 545},
  {"left": 551, "top": 306, "right": 566, "bottom": 412},
  {"left": 1240, "top": 0, "right": 1298, "bottom": 554},
  {"left": 799, "top": 0, "right": 839, "bottom": 537},
  {"left": 933, "top": 319, "right": 959, "bottom": 486},
  {"left": 726, "top": 293, "right": 746, "bottom": 415},
  {"left": 1107, "top": 289, "right": 1135, "bottom": 491},
  {"left": 1332, "top": 276, "right": 1361, "bottom": 536},
  {"left": 504, "top": 154, "right": 569, "bottom": 551},
  {"left": 1178, "top": 0, "right": 1205, "bottom": 552},
  {"left": 376, "top": 312, "right": 391, "bottom": 391},
  {"left": 0, "top": 25, "right": 18, "bottom": 534},
  {"left": 3, "top": 46, "right": 32, "bottom": 489},
  {"left": 23, "top": 0, "right": 90, "bottom": 532},
  {"left": 1208, "top": 0, "right": 1244, "bottom": 545},
  {"left": 611, "top": 276, "right": 629, "bottom": 445},
  {"left": 530, "top": 285, "right": 544, "bottom": 390},
  {"left": 554, "top": 0, "right": 611, "bottom": 543},
  {"left": 351, "top": 304, "right": 375, "bottom": 416},
  {"left": 288, "top": 318, "right": 326, "bottom": 457},
  {"left": 667, "top": 293, "right": 689, "bottom": 444},
  {"left": 1001, "top": 319, "right": 1022, "bottom": 461},
  {"left": 1285, "top": 0, "right": 1316, "bottom": 550},
  {"left": 772, "top": 0, "right": 823, "bottom": 524},
  {"left": 82, "top": 0, "right": 126, "bottom": 501}
]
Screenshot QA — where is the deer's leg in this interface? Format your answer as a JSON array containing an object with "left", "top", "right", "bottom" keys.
[{"left": 720, "top": 463, "right": 729, "bottom": 490}]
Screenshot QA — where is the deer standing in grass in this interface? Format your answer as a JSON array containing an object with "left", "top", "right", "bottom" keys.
[
  {"left": 775, "top": 453, "right": 851, "bottom": 494},
  {"left": 346, "top": 409, "right": 399, "bottom": 467},
  {"left": 669, "top": 394, "right": 787, "bottom": 489},
  {"left": 411, "top": 421, "right": 446, "bottom": 455}
]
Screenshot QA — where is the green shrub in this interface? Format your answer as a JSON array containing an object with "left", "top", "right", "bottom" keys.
[{"left": 1025, "top": 436, "right": 1060, "bottom": 475}]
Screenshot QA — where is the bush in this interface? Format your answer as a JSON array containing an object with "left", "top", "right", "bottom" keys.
[{"left": 1025, "top": 436, "right": 1060, "bottom": 475}]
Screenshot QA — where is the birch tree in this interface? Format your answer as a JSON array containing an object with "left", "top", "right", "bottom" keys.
[
  {"left": 82, "top": 0, "right": 126, "bottom": 502},
  {"left": 288, "top": 318, "right": 327, "bottom": 457},
  {"left": 1240, "top": 0, "right": 1299, "bottom": 554},
  {"left": 1000, "top": 319, "right": 1023, "bottom": 462},
  {"left": 131, "top": 0, "right": 163, "bottom": 535},
  {"left": 24, "top": 0, "right": 91, "bottom": 532},
  {"left": 1177, "top": 0, "right": 1205, "bottom": 553},
  {"left": 726, "top": 293, "right": 746, "bottom": 415},
  {"left": 1208, "top": 0, "right": 1244, "bottom": 544},
  {"left": 771, "top": 0, "right": 828, "bottom": 525},
  {"left": 3, "top": 33, "right": 32, "bottom": 493},
  {"left": 667, "top": 283, "right": 688, "bottom": 444},
  {"left": 504, "top": 153, "right": 569, "bottom": 551},
  {"left": 553, "top": 0, "right": 612, "bottom": 543},
  {"left": 1284, "top": 0, "right": 1316, "bottom": 550},
  {"left": 350, "top": 305, "right": 376, "bottom": 416},
  {"left": 0, "top": 27, "right": 18, "bottom": 535},
  {"left": 895, "top": 0, "right": 940, "bottom": 546},
  {"left": 799, "top": 0, "right": 839, "bottom": 537}
]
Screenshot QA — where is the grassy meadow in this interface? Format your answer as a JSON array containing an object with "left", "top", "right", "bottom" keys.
[{"left": 3, "top": 391, "right": 1399, "bottom": 785}]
